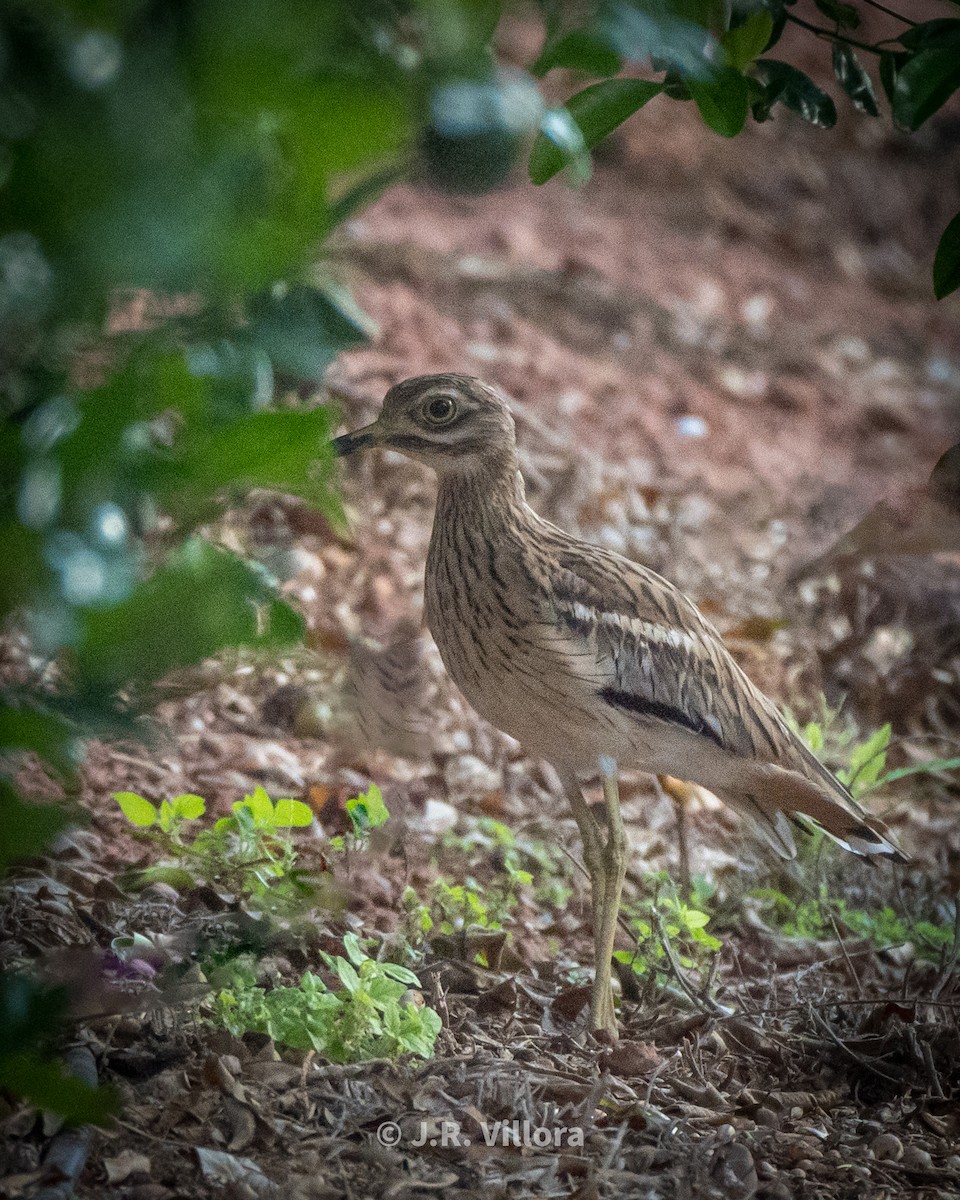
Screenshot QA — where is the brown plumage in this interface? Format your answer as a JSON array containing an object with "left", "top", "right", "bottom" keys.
[{"left": 334, "top": 374, "right": 906, "bottom": 1032}]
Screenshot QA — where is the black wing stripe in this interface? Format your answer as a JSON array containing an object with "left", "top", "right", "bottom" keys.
[{"left": 598, "top": 686, "right": 726, "bottom": 750}]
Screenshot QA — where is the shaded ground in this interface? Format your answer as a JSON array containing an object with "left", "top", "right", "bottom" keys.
[{"left": 4, "top": 27, "right": 960, "bottom": 1200}]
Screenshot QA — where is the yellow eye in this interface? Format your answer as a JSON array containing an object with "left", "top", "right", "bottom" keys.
[{"left": 422, "top": 394, "right": 457, "bottom": 425}]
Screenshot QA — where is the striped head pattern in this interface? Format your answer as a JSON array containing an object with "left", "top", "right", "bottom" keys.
[{"left": 333, "top": 374, "right": 518, "bottom": 474}]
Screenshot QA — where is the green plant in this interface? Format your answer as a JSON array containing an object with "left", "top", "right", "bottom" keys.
[
  {"left": 441, "top": 816, "right": 574, "bottom": 910},
  {"left": 788, "top": 698, "right": 960, "bottom": 800},
  {"left": 328, "top": 783, "right": 391, "bottom": 852},
  {"left": 615, "top": 874, "right": 722, "bottom": 983},
  {"left": 527, "top": 1, "right": 960, "bottom": 296},
  {"left": 754, "top": 884, "right": 958, "bottom": 963},
  {"left": 213, "top": 933, "right": 441, "bottom": 1062},
  {"left": 114, "top": 785, "right": 316, "bottom": 909}
]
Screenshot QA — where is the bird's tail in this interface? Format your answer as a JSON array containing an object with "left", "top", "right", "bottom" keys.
[{"left": 722, "top": 760, "right": 908, "bottom": 863}]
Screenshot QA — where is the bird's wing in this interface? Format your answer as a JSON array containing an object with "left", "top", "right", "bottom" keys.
[{"left": 533, "top": 527, "right": 905, "bottom": 861}]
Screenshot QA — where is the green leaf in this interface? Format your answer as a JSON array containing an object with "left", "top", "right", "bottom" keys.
[
  {"left": 342, "top": 932, "right": 365, "bottom": 966},
  {"left": 382, "top": 962, "right": 422, "bottom": 986},
  {"left": 531, "top": 30, "right": 623, "bottom": 78},
  {"left": 0, "top": 1053, "right": 118, "bottom": 1126},
  {"left": 839, "top": 725, "right": 891, "bottom": 794},
  {"left": 529, "top": 79, "right": 664, "bottom": 184},
  {"left": 239, "top": 786, "right": 275, "bottom": 827},
  {"left": 898, "top": 19, "right": 960, "bottom": 52},
  {"left": 892, "top": 48, "right": 960, "bottom": 130},
  {"left": 146, "top": 406, "right": 341, "bottom": 526},
  {"left": 832, "top": 44, "right": 879, "bottom": 116},
  {"left": 753, "top": 59, "right": 837, "bottom": 127},
  {"left": 171, "top": 793, "right": 206, "bottom": 820},
  {"left": 689, "top": 66, "right": 749, "bottom": 136},
  {"left": 272, "top": 798, "right": 313, "bottom": 827},
  {"left": 0, "top": 783, "right": 70, "bottom": 871},
  {"left": 814, "top": 0, "right": 860, "bottom": 29},
  {"left": 722, "top": 10, "right": 774, "bottom": 70},
  {"left": 0, "top": 703, "right": 79, "bottom": 776},
  {"left": 878, "top": 50, "right": 910, "bottom": 105},
  {"left": 934, "top": 210, "right": 960, "bottom": 299},
  {"left": 74, "top": 540, "right": 304, "bottom": 691},
  {"left": 877, "top": 755, "right": 960, "bottom": 787},
  {"left": 346, "top": 783, "right": 390, "bottom": 834},
  {"left": 114, "top": 791, "right": 158, "bottom": 828},
  {"left": 247, "top": 285, "right": 370, "bottom": 382}
]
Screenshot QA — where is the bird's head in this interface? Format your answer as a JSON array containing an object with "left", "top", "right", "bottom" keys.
[{"left": 332, "top": 374, "right": 518, "bottom": 475}]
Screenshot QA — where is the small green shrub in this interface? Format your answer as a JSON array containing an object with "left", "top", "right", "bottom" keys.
[
  {"left": 114, "top": 785, "right": 316, "bottom": 909},
  {"left": 754, "top": 885, "right": 958, "bottom": 963},
  {"left": 616, "top": 875, "right": 722, "bottom": 983},
  {"left": 213, "top": 933, "right": 441, "bottom": 1062}
]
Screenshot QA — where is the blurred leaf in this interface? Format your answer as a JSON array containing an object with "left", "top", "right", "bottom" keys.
[
  {"left": 171, "top": 793, "right": 206, "bottom": 819},
  {"left": 532, "top": 30, "right": 623, "bottom": 77},
  {"left": 838, "top": 724, "right": 890, "bottom": 795},
  {"left": 721, "top": 10, "right": 774, "bottom": 70},
  {"left": 0, "top": 973, "right": 68, "bottom": 1056},
  {"left": 147, "top": 406, "right": 340, "bottom": 526},
  {"left": 0, "top": 783, "right": 70, "bottom": 873},
  {"left": 878, "top": 755, "right": 960, "bottom": 787},
  {"left": 273, "top": 798, "right": 314, "bottom": 827},
  {"left": 832, "top": 44, "right": 879, "bottom": 116},
  {"left": 814, "top": 0, "right": 859, "bottom": 29},
  {"left": 934, "top": 210, "right": 960, "bottom": 300},
  {"left": 346, "top": 783, "right": 389, "bottom": 834},
  {"left": 420, "top": 71, "right": 542, "bottom": 194},
  {"left": 752, "top": 59, "right": 837, "bottom": 127},
  {"left": 878, "top": 50, "right": 910, "bottom": 106},
  {"left": 247, "top": 285, "right": 369, "bottom": 381},
  {"left": 238, "top": 785, "right": 276, "bottom": 826},
  {"left": 892, "top": 49, "right": 960, "bottom": 130},
  {"left": 114, "top": 791, "right": 158, "bottom": 827},
  {"left": 689, "top": 66, "right": 749, "bottom": 136},
  {"left": 118, "top": 864, "right": 198, "bottom": 892},
  {"left": 898, "top": 19, "right": 960, "bottom": 52},
  {"left": 0, "top": 1052, "right": 118, "bottom": 1126},
  {"left": 73, "top": 539, "right": 304, "bottom": 691},
  {"left": 597, "top": 2, "right": 722, "bottom": 76},
  {"left": 529, "top": 79, "right": 663, "bottom": 183},
  {"left": 0, "top": 702, "right": 79, "bottom": 776}
]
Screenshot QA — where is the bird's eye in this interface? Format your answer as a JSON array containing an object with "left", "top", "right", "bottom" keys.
[{"left": 422, "top": 394, "right": 457, "bottom": 425}]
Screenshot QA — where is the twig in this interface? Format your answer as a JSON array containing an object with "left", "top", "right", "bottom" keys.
[
  {"left": 652, "top": 908, "right": 732, "bottom": 1017},
  {"left": 808, "top": 1005, "right": 905, "bottom": 1085},
  {"left": 860, "top": 0, "right": 916, "bottom": 25},
  {"left": 785, "top": 12, "right": 884, "bottom": 55}
]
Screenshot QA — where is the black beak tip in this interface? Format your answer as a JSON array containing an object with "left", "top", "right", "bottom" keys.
[{"left": 332, "top": 431, "right": 374, "bottom": 458}]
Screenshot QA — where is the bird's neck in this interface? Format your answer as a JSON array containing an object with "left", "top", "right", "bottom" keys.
[{"left": 435, "top": 454, "right": 535, "bottom": 537}]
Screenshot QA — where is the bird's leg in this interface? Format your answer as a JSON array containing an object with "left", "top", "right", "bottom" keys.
[
  {"left": 593, "top": 766, "right": 626, "bottom": 1035},
  {"left": 559, "top": 770, "right": 607, "bottom": 939},
  {"left": 657, "top": 775, "right": 692, "bottom": 903},
  {"left": 559, "top": 766, "right": 626, "bottom": 1035}
]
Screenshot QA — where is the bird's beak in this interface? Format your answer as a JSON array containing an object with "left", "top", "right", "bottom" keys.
[{"left": 332, "top": 422, "right": 380, "bottom": 457}]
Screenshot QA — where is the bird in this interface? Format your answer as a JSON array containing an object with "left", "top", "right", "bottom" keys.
[{"left": 333, "top": 374, "right": 907, "bottom": 1035}]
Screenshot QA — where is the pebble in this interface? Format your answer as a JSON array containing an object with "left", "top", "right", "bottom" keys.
[
  {"left": 445, "top": 754, "right": 501, "bottom": 795},
  {"left": 676, "top": 414, "right": 708, "bottom": 439},
  {"left": 871, "top": 1133, "right": 904, "bottom": 1161},
  {"left": 899, "top": 1145, "right": 933, "bottom": 1170}
]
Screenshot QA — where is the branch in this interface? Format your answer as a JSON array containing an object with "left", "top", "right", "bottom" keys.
[
  {"left": 860, "top": 0, "right": 917, "bottom": 25},
  {"left": 785, "top": 12, "right": 884, "bottom": 56}
]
